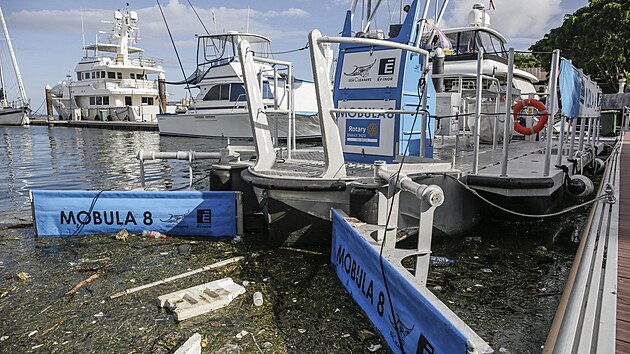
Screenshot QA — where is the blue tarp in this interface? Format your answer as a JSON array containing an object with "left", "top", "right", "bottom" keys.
[
  {"left": 31, "top": 190, "right": 239, "bottom": 237},
  {"left": 330, "top": 209, "right": 469, "bottom": 353}
]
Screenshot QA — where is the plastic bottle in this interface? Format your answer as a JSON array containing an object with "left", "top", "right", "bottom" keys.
[
  {"left": 253, "top": 291, "right": 263, "bottom": 306},
  {"left": 430, "top": 256, "right": 454, "bottom": 267},
  {"left": 142, "top": 230, "right": 166, "bottom": 239}
]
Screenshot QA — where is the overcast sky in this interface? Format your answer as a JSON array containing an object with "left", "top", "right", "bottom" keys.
[{"left": 0, "top": 0, "right": 588, "bottom": 114}]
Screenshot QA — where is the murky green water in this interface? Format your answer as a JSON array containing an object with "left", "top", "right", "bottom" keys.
[{"left": 0, "top": 126, "right": 590, "bottom": 353}]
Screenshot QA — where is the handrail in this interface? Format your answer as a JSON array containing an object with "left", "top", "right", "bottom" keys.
[
  {"left": 316, "top": 35, "right": 430, "bottom": 57},
  {"left": 543, "top": 137, "right": 621, "bottom": 353},
  {"left": 136, "top": 149, "right": 240, "bottom": 189}
]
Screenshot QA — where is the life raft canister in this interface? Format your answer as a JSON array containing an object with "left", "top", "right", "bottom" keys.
[{"left": 513, "top": 98, "right": 548, "bottom": 135}]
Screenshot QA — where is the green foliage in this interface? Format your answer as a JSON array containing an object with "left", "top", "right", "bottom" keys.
[
  {"left": 529, "top": 0, "right": 630, "bottom": 93},
  {"left": 514, "top": 53, "right": 542, "bottom": 68}
]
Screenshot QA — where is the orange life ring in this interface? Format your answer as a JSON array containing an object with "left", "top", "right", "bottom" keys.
[{"left": 513, "top": 98, "right": 548, "bottom": 135}]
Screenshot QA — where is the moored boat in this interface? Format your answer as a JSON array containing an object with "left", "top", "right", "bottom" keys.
[
  {"left": 0, "top": 5, "right": 29, "bottom": 126},
  {"left": 157, "top": 32, "right": 320, "bottom": 140},
  {"left": 226, "top": 0, "right": 602, "bottom": 246},
  {"left": 49, "top": 7, "right": 170, "bottom": 122}
]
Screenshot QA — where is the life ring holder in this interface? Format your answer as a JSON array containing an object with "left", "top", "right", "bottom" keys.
[{"left": 513, "top": 98, "right": 548, "bottom": 135}]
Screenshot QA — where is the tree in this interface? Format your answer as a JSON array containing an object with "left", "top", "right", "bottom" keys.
[
  {"left": 529, "top": 0, "right": 630, "bottom": 93},
  {"left": 514, "top": 53, "right": 541, "bottom": 68}
]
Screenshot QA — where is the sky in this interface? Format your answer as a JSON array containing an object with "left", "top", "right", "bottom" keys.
[{"left": 0, "top": 0, "right": 589, "bottom": 115}]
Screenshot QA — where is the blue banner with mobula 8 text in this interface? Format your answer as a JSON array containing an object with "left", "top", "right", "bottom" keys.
[
  {"left": 31, "top": 190, "right": 239, "bottom": 237},
  {"left": 330, "top": 209, "right": 470, "bottom": 353}
]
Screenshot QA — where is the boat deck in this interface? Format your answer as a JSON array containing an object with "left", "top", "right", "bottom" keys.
[
  {"left": 617, "top": 132, "right": 630, "bottom": 352},
  {"left": 266, "top": 138, "right": 575, "bottom": 198}
]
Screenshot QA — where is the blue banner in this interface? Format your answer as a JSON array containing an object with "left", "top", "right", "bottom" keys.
[
  {"left": 559, "top": 58, "right": 581, "bottom": 117},
  {"left": 31, "top": 190, "right": 239, "bottom": 237},
  {"left": 331, "top": 209, "right": 469, "bottom": 353}
]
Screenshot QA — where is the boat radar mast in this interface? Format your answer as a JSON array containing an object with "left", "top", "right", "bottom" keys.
[{"left": 84, "top": 7, "right": 141, "bottom": 65}]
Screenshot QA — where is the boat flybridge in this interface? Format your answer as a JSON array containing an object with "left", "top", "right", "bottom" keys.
[
  {"left": 50, "top": 7, "right": 169, "bottom": 122},
  {"left": 157, "top": 31, "right": 320, "bottom": 141}
]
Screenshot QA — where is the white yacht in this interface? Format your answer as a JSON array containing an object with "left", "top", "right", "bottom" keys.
[
  {"left": 438, "top": 4, "right": 539, "bottom": 93},
  {"left": 157, "top": 32, "right": 320, "bottom": 140},
  {"left": 50, "top": 7, "right": 168, "bottom": 122},
  {"left": 0, "top": 6, "right": 29, "bottom": 126},
  {"left": 427, "top": 3, "right": 541, "bottom": 141}
]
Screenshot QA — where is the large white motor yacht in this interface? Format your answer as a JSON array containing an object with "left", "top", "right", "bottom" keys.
[{"left": 50, "top": 7, "right": 169, "bottom": 122}]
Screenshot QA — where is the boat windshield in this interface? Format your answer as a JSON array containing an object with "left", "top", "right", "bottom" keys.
[
  {"left": 445, "top": 29, "right": 506, "bottom": 59},
  {"left": 197, "top": 34, "right": 272, "bottom": 71}
]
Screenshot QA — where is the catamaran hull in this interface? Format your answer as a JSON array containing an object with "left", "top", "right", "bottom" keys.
[
  {"left": 0, "top": 107, "right": 28, "bottom": 125},
  {"left": 244, "top": 172, "right": 481, "bottom": 246},
  {"left": 157, "top": 111, "right": 321, "bottom": 140}
]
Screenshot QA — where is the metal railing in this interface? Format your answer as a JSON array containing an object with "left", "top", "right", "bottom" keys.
[
  {"left": 543, "top": 137, "right": 621, "bottom": 353},
  {"left": 136, "top": 149, "right": 241, "bottom": 189}
]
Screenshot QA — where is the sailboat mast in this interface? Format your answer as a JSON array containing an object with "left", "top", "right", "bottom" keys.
[
  {"left": 0, "top": 6, "right": 28, "bottom": 106},
  {"left": 0, "top": 50, "right": 6, "bottom": 107}
]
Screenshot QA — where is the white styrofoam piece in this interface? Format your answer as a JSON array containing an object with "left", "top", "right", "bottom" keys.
[
  {"left": 174, "top": 333, "right": 202, "bottom": 354},
  {"left": 157, "top": 277, "right": 246, "bottom": 321}
]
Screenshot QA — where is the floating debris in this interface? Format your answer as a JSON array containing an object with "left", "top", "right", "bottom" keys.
[
  {"left": 253, "top": 292, "right": 263, "bottom": 306},
  {"left": 368, "top": 343, "right": 383, "bottom": 352},
  {"left": 16, "top": 272, "right": 31, "bottom": 281},
  {"left": 234, "top": 330, "right": 249, "bottom": 340},
  {"left": 173, "top": 333, "right": 202, "bottom": 354},
  {"left": 65, "top": 272, "right": 102, "bottom": 296},
  {"left": 113, "top": 229, "right": 129, "bottom": 241}
]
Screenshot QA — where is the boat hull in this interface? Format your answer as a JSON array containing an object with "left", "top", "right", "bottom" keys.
[
  {"left": 0, "top": 107, "right": 28, "bottom": 125},
  {"left": 157, "top": 111, "right": 321, "bottom": 140},
  {"left": 243, "top": 171, "right": 481, "bottom": 245}
]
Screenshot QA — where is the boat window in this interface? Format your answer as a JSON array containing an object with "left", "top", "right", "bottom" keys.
[
  {"left": 91, "top": 72, "right": 96, "bottom": 79},
  {"left": 203, "top": 84, "right": 230, "bottom": 101},
  {"left": 489, "top": 34, "right": 506, "bottom": 58},
  {"left": 101, "top": 71, "right": 105, "bottom": 78},
  {"left": 249, "top": 41, "right": 271, "bottom": 59},
  {"left": 89, "top": 97, "right": 96, "bottom": 105},
  {"left": 103, "top": 96, "right": 110, "bottom": 105},
  {"left": 142, "top": 97, "right": 154, "bottom": 105},
  {"left": 130, "top": 73, "right": 136, "bottom": 79},
  {"left": 125, "top": 96, "right": 132, "bottom": 106},
  {"left": 108, "top": 72, "right": 116, "bottom": 79},
  {"left": 77, "top": 73, "right": 81, "bottom": 81},
  {"left": 229, "top": 84, "right": 246, "bottom": 102},
  {"left": 117, "top": 72, "right": 122, "bottom": 79},
  {"left": 262, "top": 82, "right": 274, "bottom": 99},
  {"left": 96, "top": 97, "right": 103, "bottom": 105},
  {"left": 455, "top": 31, "right": 476, "bottom": 54}
]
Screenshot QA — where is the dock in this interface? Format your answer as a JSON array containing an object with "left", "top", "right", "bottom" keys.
[
  {"left": 29, "top": 119, "right": 158, "bottom": 131},
  {"left": 618, "top": 132, "right": 630, "bottom": 352}
]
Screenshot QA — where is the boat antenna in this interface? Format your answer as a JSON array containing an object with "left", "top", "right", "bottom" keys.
[
  {"left": 186, "top": 0, "right": 209, "bottom": 35},
  {"left": 246, "top": 6, "right": 250, "bottom": 32},
  {"left": 211, "top": 10, "right": 217, "bottom": 34},
  {"left": 156, "top": 0, "right": 194, "bottom": 101},
  {"left": 81, "top": 8, "right": 86, "bottom": 56}
]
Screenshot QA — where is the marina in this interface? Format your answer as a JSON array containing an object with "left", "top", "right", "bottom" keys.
[
  {"left": 1, "top": 0, "right": 630, "bottom": 353},
  {"left": 0, "top": 124, "right": 612, "bottom": 353}
]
